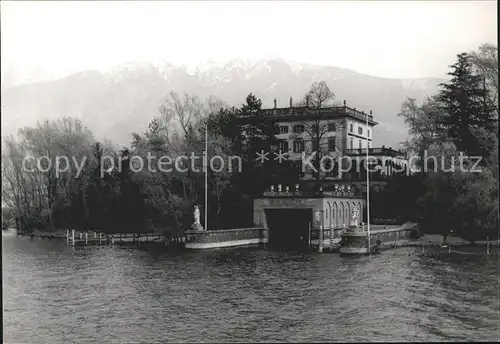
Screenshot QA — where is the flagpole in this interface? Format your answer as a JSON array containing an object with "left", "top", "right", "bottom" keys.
[
  {"left": 366, "top": 112, "right": 371, "bottom": 254},
  {"left": 205, "top": 124, "right": 208, "bottom": 231}
]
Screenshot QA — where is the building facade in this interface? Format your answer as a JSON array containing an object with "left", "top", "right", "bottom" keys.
[{"left": 240, "top": 98, "right": 409, "bottom": 189}]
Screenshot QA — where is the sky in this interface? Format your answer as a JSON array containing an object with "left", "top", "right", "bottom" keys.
[{"left": 1, "top": 1, "right": 497, "bottom": 87}]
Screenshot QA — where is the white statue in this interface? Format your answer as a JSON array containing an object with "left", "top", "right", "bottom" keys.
[
  {"left": 278, "top": 184, "right": 282, "bottom": 192},
  {"left": 350, "top": 206, "right": 360, "bottom": 227},
  {"left": 194, "top": 205, "right": 200, "bottom": 225},
  {"left": 192, "top": 205, "right": 204, "bottom": 230}
]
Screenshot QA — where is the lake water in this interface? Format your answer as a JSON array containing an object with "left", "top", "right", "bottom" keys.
[{"left": 3, "top": 229, "right": 499, "bottom": 343}]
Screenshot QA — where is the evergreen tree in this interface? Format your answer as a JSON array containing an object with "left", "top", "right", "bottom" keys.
[
  {"left": 438, "top": 52, "right": 496, "bottom": 158},
  {"left": 237, "top": 93, "right": 290, "bottom": 196}
]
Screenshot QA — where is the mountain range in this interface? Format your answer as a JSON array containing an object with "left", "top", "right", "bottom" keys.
[{"left": 1, "top": 58, "right": 446, "bottom": 148}]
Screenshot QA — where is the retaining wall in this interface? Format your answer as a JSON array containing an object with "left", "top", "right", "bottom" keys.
[{"left": 185, "top": 228, "right": 268, "bottom": 249}]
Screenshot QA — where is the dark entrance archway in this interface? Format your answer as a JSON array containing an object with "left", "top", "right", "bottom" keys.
[{"left": 265, "top": 208, "right": 313, "bottom": 250}]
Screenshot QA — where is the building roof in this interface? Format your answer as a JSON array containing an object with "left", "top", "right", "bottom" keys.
[
  {"left": 344, "top": 147, "right": 406, "bottom": 158},
  {"left": 239, "top": 105, "right": 379, "bottom": 126}
]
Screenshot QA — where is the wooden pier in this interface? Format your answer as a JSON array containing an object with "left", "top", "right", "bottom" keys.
[{"left": 66, "top": 230, "right": 166, "bottom": 247}]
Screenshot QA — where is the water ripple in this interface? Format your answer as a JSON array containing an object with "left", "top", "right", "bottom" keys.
[{"left": 3, "top": 235, "right": 499, "bottom": 343}]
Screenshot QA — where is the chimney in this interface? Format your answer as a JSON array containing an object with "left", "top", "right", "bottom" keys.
[
  {"left": 343, "top": 100, "right": 346, "bottom": 107},
  {"left": 273, "top": 98, "right": 277, "bottom": 109},
  {"left": 306, "top": 95, "right": 310, "bottom": 107},
  {"left": 289, "top": 96, "right": 293, "bottom": 108},
  {"left": 370, "top": 110, "right": 372, "bottom": 116}
]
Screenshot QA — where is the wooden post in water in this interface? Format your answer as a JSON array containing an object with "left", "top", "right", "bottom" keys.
[
  {"left": 318, "top": 229, "right": 323, "bottom": 253},
  {"left": 85, "top": 232, "right": 88, "bottom": 246},
  {"left": 99, "top": 232, "right": 102, "bottom": 244},
  {"left": 487, "top": 236, "right": 490, "bottom": 255},
  {"left": 448, "top": 244, "right": 451, "bottom": 254},
  {"left": 308, "top": 221, "right": 311, "bottom": 249},
  {"left": 72, "top": 230, "right": 75, "bottom": 246},
  {"left": 66, "top": 230, "right": 69, "bottom": 244}
]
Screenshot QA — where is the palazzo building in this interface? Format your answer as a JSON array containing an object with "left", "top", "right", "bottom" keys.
[{"left": 239, "top": 97, "right": 410, "bottom": 194}]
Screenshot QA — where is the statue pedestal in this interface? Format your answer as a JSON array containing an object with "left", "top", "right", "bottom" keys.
[
  {"left": 346, "top": 224, "right": 363, "bottom": 233},
  {"left": 191, "top": 223, "right": 204, "bottom": 231}
]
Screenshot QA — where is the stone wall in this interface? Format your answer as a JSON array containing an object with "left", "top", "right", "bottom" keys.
[
  {"left": 185, "top": 228, "right": 268, "bottom": 249},
  {"left": 369, "top": 228, "right": 414, "bottom": 249},
  {"left": 340, "top": 223, "right": 420, "bottom": 254},
  {"left": 310, "top": 228, "right": 343, "bottom": 241}
]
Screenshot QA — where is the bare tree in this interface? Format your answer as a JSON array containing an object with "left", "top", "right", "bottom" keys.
[
  {"left": 291, "top": 81, "right": 338, "bottom": 181},
  {"left": 2, "top": 117, "right": 95, "bottom": 230},
  {"left": 398, "top": 96, "right": 444, "bottom": 171},
  {"left": 158, "top": 92, "right": 205, "bottom": 155},
  {"left": 207, "top": 133, "right": 234, "bottom": 229}
]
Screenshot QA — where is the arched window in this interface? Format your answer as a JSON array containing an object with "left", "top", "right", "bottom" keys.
[{"left": 349, "top": 123, "right": 354, "bottom": 132}]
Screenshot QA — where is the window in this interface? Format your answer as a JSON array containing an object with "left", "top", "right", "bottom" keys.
[
  {"left": 294, "top": 160, "right": 303, "bottom": 173},
  {"left": 350, "top": 138, "right": 353, "bottom": 149},
  {"left": 279, "top": 125, "right": 289, "bottom": 134},
  {"left": 328, "top": 138, "right": 336, "bottom": 151},
  {"left": 293, "top": 124, "right": 305, "bottom": 133},
  {"left": 323, "top": 159, "right": 332, "bottom": 173},
  {"left": 358, "top": 126, "right": 363, "bottom": 135},
  {"left": 328, "top": 122, "right": 336, "bottom": 132},
  {"left": 358, "top": 140, "right": 362, "bottom": 149},
  {"left": 368, "top": 129, "right": 370, "bottom": 138},
  {"left": 312, "top": 140, "right": 319, "bottom": 152},
  {"left": 324, "top": 159, "right": 339, "bottom": 178},
  {"left": 368, "top": 141, "right": 371, "bottom": 148},
  {"left": 349, "top": 123, "right": 354, "bottom": 133},
  {"left": 293, "top": 139, "right": 305, "bottom": 153},
  {"left": 279, "top": 141, "right": 289, "bottom": 152},
  {"left": 326, "top": 161, "right": 338, "bottom": 178}
]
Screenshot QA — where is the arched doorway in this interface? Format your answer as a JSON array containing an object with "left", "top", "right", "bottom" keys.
[
  {"left": 340, "top": 202, "right": 345, "bottom": 227},
  {"left": 333, "top": 202, "right": 338, "bottom": 228},
  {"left": 346, "top": 203, "right": 351, "bottom": 227},
  {"left": 326, "top": 201, "right": 332, "bottom": 229}
]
